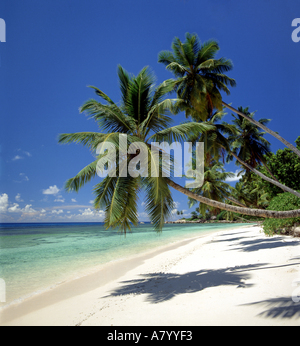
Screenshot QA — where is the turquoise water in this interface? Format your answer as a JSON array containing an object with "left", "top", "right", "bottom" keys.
[{"left": 0, "top": 222, "right": 246, "bottom": 307}]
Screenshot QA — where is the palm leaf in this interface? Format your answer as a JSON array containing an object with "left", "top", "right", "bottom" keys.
[
  {"left": 149, "top": 122, "right": 215, "bottom": 143},
  {"left": 65, "top": 159, "right": 100, "bottom": 192},
  {"left": 143, "top": 176, "right": 174, "bottom": 231}
]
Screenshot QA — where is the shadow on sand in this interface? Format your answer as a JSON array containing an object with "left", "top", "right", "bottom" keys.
[
  {"left": 243, "top": 297, "right": 300, "bottom": 319},
  {"left": 105, "top": 263, "right": 264, "bottom": 304},
  {"left": 105, "top": 262, "right": 300, "bottom": 321},
  {"left": 212, "top": 234, "right": 300, "bottom": 253}
]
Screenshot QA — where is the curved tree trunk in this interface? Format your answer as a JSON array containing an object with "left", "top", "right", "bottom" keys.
[
  {"left": 230, "top": 152, "right": 300, "bottom": 199},
  {"left": 166, "top": 178, "right": 300, "bottom": 219},
  {"left": 222, "top": 101, "right": 300, "bottom": 159}
]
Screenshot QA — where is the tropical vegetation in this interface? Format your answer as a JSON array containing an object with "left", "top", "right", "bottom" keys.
[{"left": 59, "top": 32, "right": 300, "bottom": 236}]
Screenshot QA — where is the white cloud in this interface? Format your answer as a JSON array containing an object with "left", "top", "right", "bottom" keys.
[
  {"left": 8, "top": 203, "right": 36, "bottom": 214},
  {"left": 173, "top": 201, "right": 180, "bottom": 209},
  {"left": 89, "top": 200, "right": 94, "bottom": 204},
  {"left": 40, "top": 209, "right": 46, "bottom": 213},
  {"left": 54, "top": 195, "right": 65, "bottom": 202},
  {"left": 20, "top": 173, "right": 29, "bottom": 181},
  {"left": 52, "top": 209, "right": 63, "bottom": 214},
  {"left": 8, "top": 203, "right": 21, "bottom": 213},
  {"left": 15, "top": 193, "right": 24, "bottom": 202},
  {"left": 23, "top": 205, "right": 36, "bottom": 214},
  {"left": 12, "top": 155, "right": 22, "bottom": 161},
  {"left": 43, "top": 185, "right": 60, "bottom": 195},
  {"left": 12, "top": 150, "right": 32, "bottom": 162},
  {"left": 80, "top": 208, "right": 94, "bottom": 216},
  {"left": 0, "top": 193, "right": 9, "bottom": 212},
  {"left": 71, "top": 198, "right": 77, "bottom": 203},
  {"left": 226, "top": 170, "right": 244, "bottom": 182},
  {"left": 77, "top": 208, "right": 105, "bottom": 219}
]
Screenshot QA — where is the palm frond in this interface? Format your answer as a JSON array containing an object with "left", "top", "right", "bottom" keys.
[
  {"left": 58, "top": 132, "right": 107, "bottom": 150},
  {"left": 80, "top": 99, "right": 135, "bottom": 133},
  {"left": 143, "top": 176, "right": 174, "bottom": 231},
  {"left": 65, "top": 159, "right": 99, "bottom": 192},
  {"left": 149, "top": 122, "right": 215, "bottom": 143}
]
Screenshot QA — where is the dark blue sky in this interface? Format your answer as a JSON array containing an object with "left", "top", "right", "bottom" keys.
[{"left": 0, "top": 0, "right": 300, "bottom": 222}]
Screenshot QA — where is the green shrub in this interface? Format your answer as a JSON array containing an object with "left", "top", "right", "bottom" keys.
[{"left": 262, "top": 192, "right": 300, "bottom": 236}]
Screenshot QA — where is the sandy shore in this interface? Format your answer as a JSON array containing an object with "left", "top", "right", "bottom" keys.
[{"left": 1, "top": 225, "right": 300, "bottom": 326}]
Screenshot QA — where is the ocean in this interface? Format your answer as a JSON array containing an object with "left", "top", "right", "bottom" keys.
[{"left": 0, "top": 222, "right": 247, "bottom": 308}]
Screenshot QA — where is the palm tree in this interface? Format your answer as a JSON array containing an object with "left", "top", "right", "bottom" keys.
[
  {"left": 227, "top": 106, "right": 285, "bottom": 190},
  {"left": 158, "top": 33, "right": 300, "bottom": 158},
  {"left": 158, "top": 33, "right": 236, "bottom": 121},
  {"left": 188, "top": 162, "right": 236, "bottom": 215},
  {"left": 228, "top": 107, "right": 276, "bottom": 177},
  {"left": 58, "top": 65, "right": 213, "bottom": 233},
  {"left": 190, "top": 106, "right": 300, "bottom": 198},
  {"left": 225, "top": 107, "right": 300, "bottom": 198},
  {"left": 166, "top": 178, "right": 300, "bottom": 219},
  {"left": 59, "top": 66, "right": 300, "bottom": 230},
  {"left": 233, "top": 173, "right": 270, "bottom": 210}
]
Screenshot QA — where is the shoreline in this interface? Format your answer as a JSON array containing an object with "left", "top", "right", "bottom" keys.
[
  {"left": 1, "top": 224, "right": 300, "bottom": 326},
  {"left": 0, "top": 222, "right": 247, "bottom": 312},
  {"left": 0, "top": 225, "right": 228, "bottom": 324}
]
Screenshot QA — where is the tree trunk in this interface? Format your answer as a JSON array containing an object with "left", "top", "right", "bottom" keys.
[
  {"left": 166, "top": 178, "right": 300, "bottom": 219},
  {"left": 231, "top": 152, "right": 300, "bottom": 199},
  {"left": 222, "top": 101, "right": 300, "bottom": 159}
]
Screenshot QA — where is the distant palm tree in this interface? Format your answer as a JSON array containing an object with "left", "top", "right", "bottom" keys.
[
  {"left": 59, "top": 65, "right": 212, "bottom": 233},
  {"left": 228, "top": 107, "right": 273, "bottom": 173},
  {"left": 188, "top": 162, "right": 236, "bottom": 215},
  {"left": 226, "top": 107, "right": 300, "bottom": 198},
  {"left": 159, "top": 33, "right": 300, "bottom": 158},
  {"left": 188, "top": 106, "right": 300, "bottom": 198}
]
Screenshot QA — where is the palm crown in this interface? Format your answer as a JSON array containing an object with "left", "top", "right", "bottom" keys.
[
  {"left": 227, "top": 107, "right": 272, "bottom": 170},
  {"left": 59, "top": 65, "right": 213, "bottom": 233},
  {"left": 158, "top": 32, "right": 236, "bottom": 120}
]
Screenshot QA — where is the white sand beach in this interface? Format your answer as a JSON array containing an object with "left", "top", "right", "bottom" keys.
[{"left": 1, "top": 225, "right": 300, "bottom": 326}]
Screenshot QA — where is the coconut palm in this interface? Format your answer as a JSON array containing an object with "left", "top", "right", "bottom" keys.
[
  {"left": 158, "top": 32, "right": 236, "bottom": 121},
  {"left": 234, "top": 174, "right": 270, "bottom": 209},
  {"left": 189, "top": 106, "right": 300, "bottom": 198},
  {"left": 59, "top": 66, "right": 300, "bottom": 230},
  {"left": 188, "top": 162, "right": 236, "bottom": 215},
  {"left": 166, "top": 178, "right": 300, "bottom": 219},
  {"left": 227, "top": 106, "right": 285, "bottom": 187},
  {"left": 228, "top": 107, "right": 274, "bottom": 173},
  {"left": 58, "top": 65, "right": 213, "bottom": 233},
  {"left": 159, "top": 33, "right": 300, "bottom": 158}
]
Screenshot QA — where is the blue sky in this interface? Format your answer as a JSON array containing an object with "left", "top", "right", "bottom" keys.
[{"left": 0, "top": 0, "right": 300, "bottom": 223}]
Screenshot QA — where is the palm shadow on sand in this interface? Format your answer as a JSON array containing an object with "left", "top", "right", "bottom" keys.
[{"left": 105, "top": 263, "right": 263, "bottom": 304}]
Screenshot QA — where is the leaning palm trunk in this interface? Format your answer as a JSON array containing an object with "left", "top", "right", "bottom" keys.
[
  {"left": 222, "top": 102, "right": 300, "bottom": 158},
  {"left": 167, "top": 179, "right": 300, "bottom": 219},
  {"left": 230, "top": 152, "right": 300, "bottom": 198}
]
